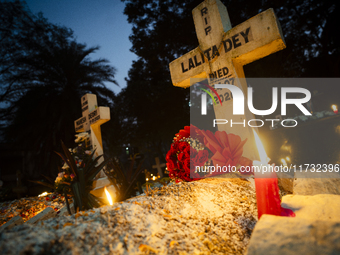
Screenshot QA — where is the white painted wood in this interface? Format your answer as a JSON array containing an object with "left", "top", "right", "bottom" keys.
[
  {"left": 0, "top": 215, "right": 24, "bottom": 232},
  {"left": 169, "top": 0, "right": 286, "bottom": 160},
  {"left": 152, "top": 157, "right": 165, "bottom": 178},
  {"left": 74, "top": 94, "right": 113, "bottom": 197},
  {"left": 74, "top": 94, "right": 110, "bottom": 163},
  {"left": 26, "top": 207, "right": 56, "bottom": 225},
  {"left": 57, "top": 203, "right": 75, "bottom": 216}
]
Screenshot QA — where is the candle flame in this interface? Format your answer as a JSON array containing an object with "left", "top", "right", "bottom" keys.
[
  {"left": 253, "top": 129, "right": 269, "bottom": 163},
  {"left": 38, "top": 192, "right": 48, "bottom": 197},
  {"left": 104, "top": 187, "right": 113, "bottom": 206},
  {"left": 332, "top": 104, "right": 338, "bottom": 111}
]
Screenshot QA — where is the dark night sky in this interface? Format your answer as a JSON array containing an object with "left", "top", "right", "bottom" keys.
[{"left": 25, "top": 0, "right": 137, "bottom": 94}]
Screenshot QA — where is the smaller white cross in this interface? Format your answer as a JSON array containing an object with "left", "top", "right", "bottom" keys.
[
  {"left": 74, "top": 94, "right": 110, "bottom": 160},
  {"left": 152, "top": 157, "right": 165, "bottom": 178},
  {"left": 74, "top": 94, "right": 112, "bottom": 198}
]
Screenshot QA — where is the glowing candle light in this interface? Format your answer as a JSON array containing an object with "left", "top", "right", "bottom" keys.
[
  {"left": 332, "top": 104, "right": 338, "bottom": 114},
  {"left": 38, "top": 192, "right": 48, "bottom": 197},
  {"left": 104, "top": 186, "right": 113, "bottom": 206},
  {"left": 252, "top": 129, "right": 295, "bottom": 219}
]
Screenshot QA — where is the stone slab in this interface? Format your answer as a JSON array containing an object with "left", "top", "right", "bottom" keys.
[
  {"left": 246, "top": 214, "right": 340, "bottom": 255},
  {"left": 282, "top": 194, "right": 340, "bottom": 221},
  {"left": 294, "top": 171, "right": 340, "bottom": 195},
  {"left": 26, "top": 207, "right": 56, "bottom": 225},
  {"left": 246, "top": 194, "right": 340, "bottom": 255},
  {"left": 57, "top": 203, "right": 75, "bottom": 216},
  {"left": 0, "top": 215, "right": 24, "bottom": 232}
]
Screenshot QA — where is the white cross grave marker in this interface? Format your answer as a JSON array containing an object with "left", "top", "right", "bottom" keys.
[
  {"left": 74, "top": 94, "right": 113, "bottom": 198},
  {"left": 169, "top": 0, "right": 286, "bottom": 160},
  {"left": 152, "top": 157, "right": 165, "bottom": 178}
]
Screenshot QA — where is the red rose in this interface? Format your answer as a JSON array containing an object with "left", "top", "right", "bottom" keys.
[
  {"left": 190, "top": 124, "right": 204, "bottom": 143},
  {"left": 168, "top": 170, "right": 175, "bottom": 179},
  {"left": 167, "top": 145, "right": 178, "bottom": 156},
  {"left": 170, "top": 142, "right": 179, "bottom": 152},
  {"left": 194, "top": 150, "right": 209, "bottom": 166},
  {"left": 166, "top": 149, "right": 173, "bottom": 162},
  {"left": 177, "top": 169, "right": 187, "bottom": 181},
  {"left": 183, "top": 158, "right": 191, "bottom": 173},
  {"left": 177, "top": 161, "right": 183, "bottom": 171},
  {"left": 167, "top": 126, "right": 214, "bottom": 182},
  {"left": 178, "top": 141, "right": 189, "bottom": 152},
  {"left": 166, "top": 161, "right": 176, "bottom": 171},
  {"left": 174, "top": 126, "right": 190, "bottom": 141},
  {"left": 188, "top": 146, "right": 197, "bottom": 158},
  {"left": 177, "top": 151, "right": 187, "bottom": 162}
]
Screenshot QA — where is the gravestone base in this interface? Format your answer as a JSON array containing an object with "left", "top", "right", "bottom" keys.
[
  {"left": 293, "top": 171, "right": 340, "bottom": 195},
  {"left": 246, "top": 194, "right": 340, "bottom": 255},
  {"left": 246, "top": 173, "right": 340, "bottom": 255},
  {"left": 276, "top": 171, "right": 294, "bottom": 194}
]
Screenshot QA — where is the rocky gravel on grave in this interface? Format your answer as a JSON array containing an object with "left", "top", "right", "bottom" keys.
[
  {"left": 0, "top": 193, "right": 65, "bottom": 226},
  {"left": 0, "top": 179, "right": 257, "bottom": 255}
]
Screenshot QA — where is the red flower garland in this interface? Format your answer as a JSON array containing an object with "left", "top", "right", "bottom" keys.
[{"left": 166, "top": 125, "right": 252, "bottom": 182}]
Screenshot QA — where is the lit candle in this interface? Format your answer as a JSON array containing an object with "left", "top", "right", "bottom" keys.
[
  {"left": 38, "top": 192, "right": 49, "bottom": 197},
  {"left": 104, "top": 186, "right": 113, "bottom": 205},
  {"left": 332, "top": 104, "right": 338, "bottom": 114},
  {"left": 252, "top": 129, "right": 295, "bottom": 219}
]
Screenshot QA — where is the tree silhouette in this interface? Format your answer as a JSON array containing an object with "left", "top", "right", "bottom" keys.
[
  {"left": 117, "top": 58, "right": 189, "bottom": 155},
  {"left": 118, "top": 0, "right": 201, "bottom": 158},
  {"left": 0, "top": 1, "right": 118, "bottom": 177},
  {"left": 120, "top": 0, "right": 339, "bottom": 156}
]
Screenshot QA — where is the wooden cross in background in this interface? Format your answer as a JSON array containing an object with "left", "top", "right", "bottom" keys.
[{"left": 152, "top": 157, "right": 165, "bottom": 178}]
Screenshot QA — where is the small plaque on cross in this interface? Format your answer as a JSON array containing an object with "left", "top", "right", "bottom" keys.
[{"left": 169, "top": 0, "right": 286, "bottom": 160}]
